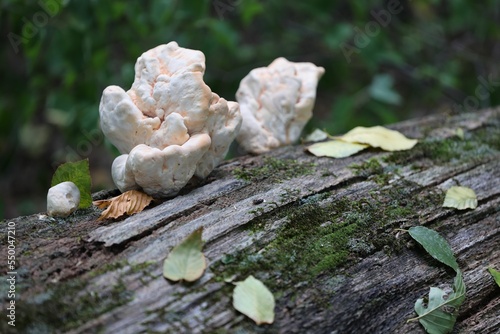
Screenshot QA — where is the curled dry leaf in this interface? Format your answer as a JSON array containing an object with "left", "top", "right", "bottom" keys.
[
  {"left": 442, "top": 186, "right": 478, "bottom": 210},
  {"left": 93, "top": 190, "right": 153, "bottom": 220},
  {"left": 339, "top": 125, "right": 417, "bottom": 151}
]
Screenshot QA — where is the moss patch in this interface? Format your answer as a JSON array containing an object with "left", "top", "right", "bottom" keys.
[
  {"left": 473, "top": 126, "right": 500, "bottom": 151},
  {"left": 213, "top": 179, "right": 442, "bottom": 295},
  {"left": 14, "top": 260, "right": 155, "bottom": 332},
  {"left": 350, "top": 158, "right": 393, "bottom": 185},
  {"left": 384, "top": 126, "right": 500, "bottom": 166},
  {"left": 15, "top": 278, "right": 129, "bottom": 333},
  {"left": 233, "top": 157, "right": 315, "bottom": 182},
  {"left": 351, "top": 158, "right": 383, "bottom": 177}
]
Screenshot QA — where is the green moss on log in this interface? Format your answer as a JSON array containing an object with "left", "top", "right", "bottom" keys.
[
  {"left": 384, "top": 125, "right": 500, "bottom": 166},
  {"left": 14, "top": 260, "right": 155, "bottom": 332},
  {"left": 213, "top": 177, "right": 442, "bottom": 296},
  {"left": 233, "top": 157, "right": 315, "bottom": 182},
  {"left": 350, "top": 158, "right": 393, "bottom": 185}
]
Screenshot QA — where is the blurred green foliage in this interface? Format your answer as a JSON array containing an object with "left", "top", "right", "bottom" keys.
[{"left": 1, "top": 0, "right": 500, "bottom": 218}]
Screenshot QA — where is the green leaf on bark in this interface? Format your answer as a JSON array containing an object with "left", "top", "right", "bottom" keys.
[
  {"left": 51, "top": 159, "right": 92, "bottom": 208},
  {"left": 408, "top": 226, "right": 458, "bottom": 272},
  {"left": 408, "top": 226, "right": 466, "bottom": 334},
  {"left": 409, "top": 271, "right": 466, "bottom": 334},
  {"left": 163, "top": 227, "right": 207, "bottom": 282},
  {"left": 488, "top": 267, "right": 500, "bottom": 287}
]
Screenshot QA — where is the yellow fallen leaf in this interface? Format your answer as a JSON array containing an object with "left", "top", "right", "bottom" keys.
[
  {"left": 443, "top": 186, "right": 478, "bottom": 210},
  {"left": 232, "top": 275, "right": 275, "bottom": 325},
  {"left": 307, "top": 140, "right": 368, "bottom": 158},
  {"left": 93, "top": 190, "right": 153, "bottom": 220},
  {"left": 163, "top": 227, "right": 207, "bottom": 282},
  {"left": 339, "top": 126, "right": 417, "bottom": 151}
]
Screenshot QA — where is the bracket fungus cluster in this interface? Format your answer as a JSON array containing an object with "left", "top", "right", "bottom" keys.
[
  {"left": 99, "top": 42, "right": 242, "bottom": 197},
  {"left": 99, "top": 42, "right": 325, "bottom": 198},
  {"left": 236, "top": 57, "right": 325, "bottom": 154}
]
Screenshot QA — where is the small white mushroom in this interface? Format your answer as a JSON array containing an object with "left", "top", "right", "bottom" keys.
[
  {"left": 99, "top": 42, "right": 242, "bottom": 197},
  {"left": 236, "top": 57, "right": 325, "bottom": 154},
  {"left": 47, "top": 181, "right": 80, "bottom": 217}
]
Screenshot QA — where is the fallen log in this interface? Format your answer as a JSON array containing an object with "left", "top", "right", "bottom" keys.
[{"left": 1, "top": 107, "right": 499, "bottom": 333}]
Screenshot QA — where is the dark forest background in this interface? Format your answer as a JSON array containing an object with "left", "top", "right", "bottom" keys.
[{"left": 1, "top": 0, "right": 499, "bottom": 219}]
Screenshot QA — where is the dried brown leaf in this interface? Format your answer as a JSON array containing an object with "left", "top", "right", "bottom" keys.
[
  {"left": 93, "top": 190, "right": 153, "bottom": 220},
  {"left": 92, "top": 199, "right": 111, "bottom": 210}
]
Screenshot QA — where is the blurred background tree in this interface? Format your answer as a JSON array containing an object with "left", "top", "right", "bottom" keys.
[{"left": 1, "top": 0, "right": 499, "bottom": 219}]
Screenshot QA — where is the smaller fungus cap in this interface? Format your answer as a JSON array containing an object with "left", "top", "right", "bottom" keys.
[{"left": 236, "top": 57, "right": 324, "bottom": 154}]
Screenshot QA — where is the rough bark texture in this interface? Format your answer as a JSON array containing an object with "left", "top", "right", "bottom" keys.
[{"left": 1, "top": 108, "right": 499, "bottom": 334}]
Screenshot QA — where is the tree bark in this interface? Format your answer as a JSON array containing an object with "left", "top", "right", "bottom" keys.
[{"left": 2, "top": 108, "right": 499, "bottom": 334}]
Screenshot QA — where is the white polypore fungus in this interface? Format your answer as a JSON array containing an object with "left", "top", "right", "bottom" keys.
[
  {"left": 47, "top": 181, "right": 81, "bottom": 217},
  {"left": 100, "top": 42, "right": 242, "bottom": 197},
  {"left": 236, "top": 57, "right": 325, "bottom": 154}
]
